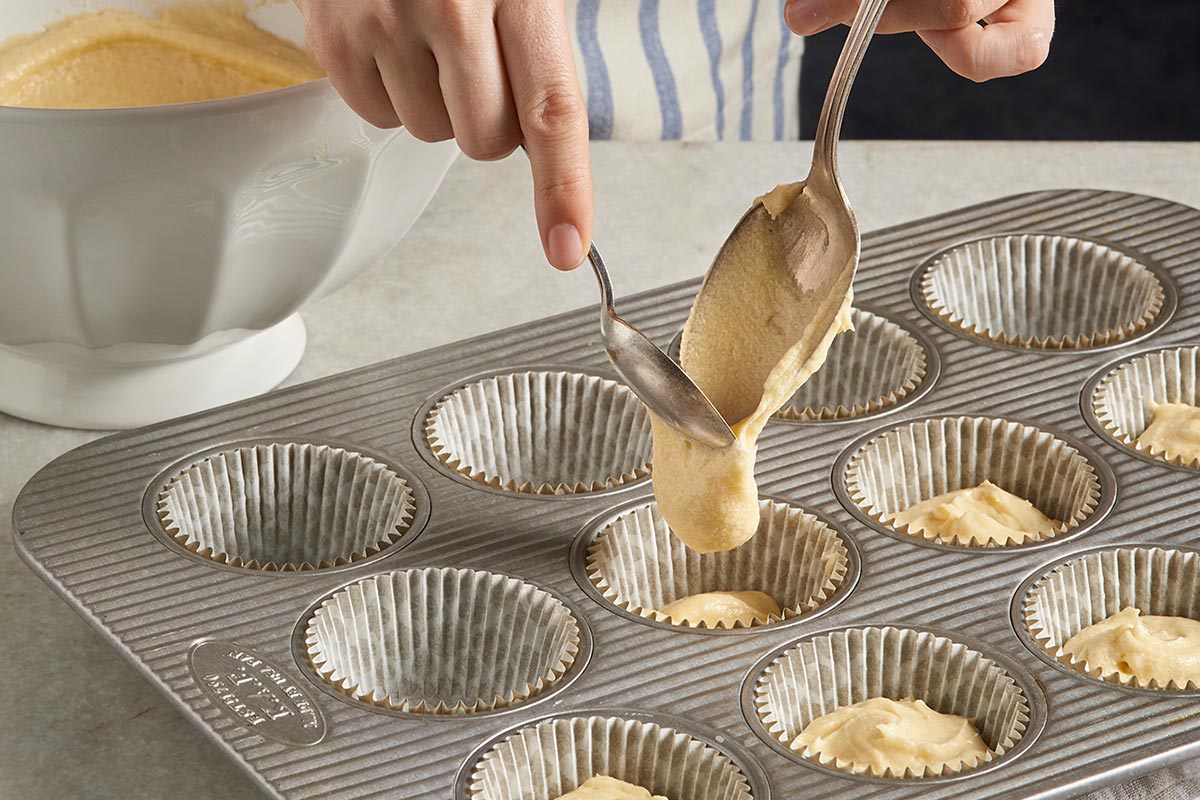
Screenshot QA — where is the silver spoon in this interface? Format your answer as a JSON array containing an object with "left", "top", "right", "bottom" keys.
[
  {"left": 519, "top": 142, "right": 735, "bottom": 448},
  {"left": 586, "top": 242, "right": 736, "bottom": 448},
  {"left": 677, "top": 0, "right": 890, "bottom": 423}
]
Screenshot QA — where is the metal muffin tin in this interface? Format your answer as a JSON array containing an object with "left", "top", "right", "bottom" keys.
[{"left": 13, "top": 189, "right": 1200, "bottom": 799}]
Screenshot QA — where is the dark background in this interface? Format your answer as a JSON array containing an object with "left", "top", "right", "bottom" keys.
[{"left": 800, "top": 1, "right": 1200, "bottom": 140}]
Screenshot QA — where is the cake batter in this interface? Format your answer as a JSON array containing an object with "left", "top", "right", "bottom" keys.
[
  {"left": 1063, "top": 607, "right": 1200, "bottom": 685},
  {"left": 554, "top": 776, "right": 668, "bottom": 800},
  {"left": 651, "top": 183, "right": 855, "bottom": 553},
  {"left": 1137, "top": 402, "right": 1200, "bottom": 463},
  {"left": 888, "top": 480, "right": 1058, "bottom": 546},
  {"left": 658, "top": 590, "right": 781, "bottom": 627},
  {"left": 0, "top": 3, "right": 323, "bottom": 109},
  {"left": 793, "top": 697, "right": 990, "bottom": 776}
]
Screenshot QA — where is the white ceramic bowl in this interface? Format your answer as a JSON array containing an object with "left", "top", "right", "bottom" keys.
[{"left": 0, "top": 0, "right": 458, "bottom": 429}]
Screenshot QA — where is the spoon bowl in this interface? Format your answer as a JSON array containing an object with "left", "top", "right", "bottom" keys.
[{"left": 677, "top": 0, "right": 888, "bottom": 422}]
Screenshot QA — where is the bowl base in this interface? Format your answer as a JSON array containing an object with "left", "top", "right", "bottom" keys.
[{"left": 0, "top": 314, "right": 306, "bottom": 430}]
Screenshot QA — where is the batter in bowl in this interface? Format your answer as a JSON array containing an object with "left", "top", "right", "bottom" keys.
[{"left": 0, "top": 2, "right": 323, "bottom": 108}]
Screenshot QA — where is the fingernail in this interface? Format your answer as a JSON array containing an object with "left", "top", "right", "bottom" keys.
[
  {"left": 785, "top": 0, "right": 830, "bottom": 34},
  {"left": 548, "top": 224, "right": 585, "bottom": 270}
]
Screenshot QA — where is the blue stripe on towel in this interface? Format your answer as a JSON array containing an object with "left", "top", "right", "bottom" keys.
[
  {"left": 577, "top": 0, "right": 613, "bottom": 140},
  {"left": 698, "top": 0, "right": 725, "bottom": 140},
  {"left": 740, "top": 0, "right": 760, "bottom": 140},
  {"left": 639, "top": 0, "right": 682, "bottom": 140},
  {"left": 774, "top": 0, "right": 791, "bottom": 140}
]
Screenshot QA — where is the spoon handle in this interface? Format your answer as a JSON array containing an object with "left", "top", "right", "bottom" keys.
[
  {"left": 811, "top": 0, "right": 890, "bottom": 184},
  {"left": 587, "top": 241, "right": 618, "bottom": 336}
]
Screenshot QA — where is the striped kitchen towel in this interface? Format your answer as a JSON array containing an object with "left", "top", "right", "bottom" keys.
[{"left": 567, "top": 0, "right": 801, "bottom": 141}]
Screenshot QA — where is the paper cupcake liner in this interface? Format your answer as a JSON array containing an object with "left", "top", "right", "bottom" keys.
[
  {"left": 919, "top": 234, "right": 1164, "bottom": 349},
  {"left": 425, "top": 371, "right": 652, "bottom": 495},
  {"left": 776, "top": 308, "right": 928, "bottom": 421},
  {"left": 157, "top": 443, "right": 415, "bottom": 571},
  {"left": 304, "top": 567, "right": 581, "bottom": 715},
  {"left": 1091, "top": 346, "right": 1200, "bottom": 468},
  {"left": 1022, "top": 546, "right": 1200, "bottom": 690},
  {"left": 585, "top": 498, "right": 849, "bottom": 629},
  {"left": 753, "top": 626, "right": 1030, "bottom": 779},
  {"left": 844, "top": 416, "right": 1101, "bottom": 548},
  {"left": 467, "top": 715, "right": 754, "bottom": 800}
]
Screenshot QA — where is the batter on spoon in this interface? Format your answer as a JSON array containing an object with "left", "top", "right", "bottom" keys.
[{"left": 652, "top": 182, "right": 855, "bottom": 553}]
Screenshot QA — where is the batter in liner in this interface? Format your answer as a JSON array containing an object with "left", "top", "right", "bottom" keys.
[
  {"left": 658, "top": 590, "right": 781, "bottom": 627},
  {"left": 793, "top": 697, "right": 990, "bottom": 776},
  {"left": 554, "top": 776, "right": 668, "bottom": 800},
  {"left": 1136, "top": 402, "right": 1200, "bottom": 463},
  {"left": 1062, "top": 606, "right": 1200, "bottom": 686},
  {"left": 888, "top": 480, "right": 1058, "bottom": 546}
]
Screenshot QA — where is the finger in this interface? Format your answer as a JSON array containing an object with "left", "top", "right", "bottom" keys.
[
  {"left": 785, "top": 0, "right": 1008, "bottom": 36},
  {"left": 376, "top": 45, "right": 454, "bottom": 143},
  {"left": 918, "top": 0, "right": 1054, "bottom": 81},
  {"left": 497, "top": 0, "right": 592, "bottom": 271},
  {"left": 429, "top": 13, "right": 521, "bottom": 161},
  {"left": 302, "top": 5, "right": 399, "bottom": 128}
]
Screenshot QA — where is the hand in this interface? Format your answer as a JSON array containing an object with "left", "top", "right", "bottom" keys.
[
  {"left": 296, "top": 0, "right": 592, "bottom": 271},
  {"left": 784, "top": 0, "right": 1054, "bottom": 82}
]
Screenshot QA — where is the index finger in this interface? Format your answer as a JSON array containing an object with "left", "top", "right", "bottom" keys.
[{"left": 497, "top": 0, "right": 592, "bottom": 271}]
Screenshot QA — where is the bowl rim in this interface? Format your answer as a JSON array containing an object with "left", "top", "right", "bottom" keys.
[{"left": 0, "top": 75, "right": 356, "bottom": 121}]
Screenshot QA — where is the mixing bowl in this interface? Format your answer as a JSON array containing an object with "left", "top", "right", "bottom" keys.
[{"left": 0, "top": 0, "right": 458, "bottom": 429}]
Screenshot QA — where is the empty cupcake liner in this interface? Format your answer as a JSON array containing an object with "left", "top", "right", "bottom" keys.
[
  {"left": 775, "top": 308, "right": 929, "bottom": 421},
  {"left": 753, "top": 626, "right": 1031, "bottom": 779},
  {"left": 156, "top": 442, "right": 415, "bottom": 571},
  {"left": 304, "top": 567, "right": 582, "bottom": 715},
  {"left": 919, "top": 233, "right": 1165, "bottom": 349},
  {"left": 425, "top": 370, "right": 652, "bottom": 495},
  {"left": 466, "top": 714, "right": 754, "bottom": 800},
  {"left": 1021, "top": 546, "right": 1200, "bottom": 690},
  {"left": 1091, "top": 346, "right": 1200, "bottom": 468},
  {"left": 843, "top": 416, "right": 1102, "bottom": 549},
  {"left": 585, "top": 498, "right": 850, "bottom": 630}
]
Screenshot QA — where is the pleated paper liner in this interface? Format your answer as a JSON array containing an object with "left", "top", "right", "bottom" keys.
[
  {"left": 467, "top": 714, "right": 754, "bottom": 800},
  {"left": 753, "top": 626, "right": 1031, "bottom": 779},
  {"left": 918, "top": 233, "right": 1165, "bottom": 349},
  {"left": 157, "top": 442, "right": 415, "bottom": 571},
  {"left": 1091, "top": 346, "right": 1200, "bottom": 469},
  {"left": 1021, "top": 546, "right": 1200, "bottom": 691},
  {"left": 776, "top": 308, "right": 928, "bottom": 420},
  {"left": 667, "top": 308, "right": 930, "bottom": 422},
  {"left": 843, "top": 416, "right": 1102, "bottom": 549},
  {"left": 304, "top": 567, "right": 581, "bottom": 715},
  {"left": 585, "top": 498, "right": 850, "bottom": 630},
  {"left": 424, "top": 370, "right": 652, "bottom": 495}
]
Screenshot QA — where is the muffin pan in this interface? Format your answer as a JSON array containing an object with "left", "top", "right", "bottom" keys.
[{"left": 13, "top": 189, "right": 1200, "bottom": 799}]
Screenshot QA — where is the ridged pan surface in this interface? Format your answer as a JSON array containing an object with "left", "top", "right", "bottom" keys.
[{"left": 13, "top": 190, "right": 1200, "bottom": 800}]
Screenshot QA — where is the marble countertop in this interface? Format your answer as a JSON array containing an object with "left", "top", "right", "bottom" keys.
[{"left": 3, "top": 140, "right": 1199, "bottom": 799}]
